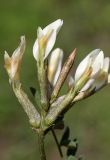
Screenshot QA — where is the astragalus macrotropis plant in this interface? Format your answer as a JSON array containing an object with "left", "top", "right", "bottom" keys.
[{"left": 4, "top": 19, "right": 110, "bottom": 160}]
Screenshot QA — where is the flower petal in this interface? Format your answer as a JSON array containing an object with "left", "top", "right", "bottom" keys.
[
  {"left": 4, "top": 36, "right": 26, "bottom": 81},
  {"left": 4, "top": 51, "right": 11, "bottom": 73},
  {"left": 103, "top": 57, "right": 110, "bottom": 73},
  {"left": 4, "top": 51, "right": 10, "bottom": 62},
  {"left": 33, "top": 39, "right": 39, "bottom": 61},
  {"left": 43, "top": 19, "right": 63, "bottom": 35},
  {"left": 95, "top": 74, "right": 106, "bottom": 91},
  {"left": 91, "top": 50, "right": 104, "bottom": 78},
  {"left": 12, "top": 36, "right": 26, "bottom": 60},
  {"left": 94, "top": 57, "right": 110, "bottom": 90},
  {"left": 43, "top": 19, "right": 63, "bottom": 59},
  {"left": 80, "top": 79, "right": 95, "bottom": 92},
  {"left": 48, "top": 48, "right": 63, "bottom": 86},
  {"left": 33, "top": 28, "right": 44, "bottom": 60},
  {"left": 37, "top": 27, "right": 44, "bottom": 39},
  {"left": 75, "top": 49, "right": 101, "bottom": 82},
  {"left": 33, "top": 19, "right": 63, "bottom": 61}
]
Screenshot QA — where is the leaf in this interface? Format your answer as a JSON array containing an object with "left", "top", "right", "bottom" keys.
[
  {"left": 67, "top": 139, "right": 78, "bottom": 156},
  {"left": 68, "top": 139, "right": 78, "bottom": 148},
  {"left": 67, "top": 155, "right": 77, "bottom": 160},
  {"left": 60, "top": 126, "right": 70, "bottom": 146}
]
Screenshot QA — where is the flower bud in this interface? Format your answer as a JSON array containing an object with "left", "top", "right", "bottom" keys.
[
  {"left": 4, "top": 36, "right": 25, "bottom": 82},
  {"left": 48, "top": 48, "right": 63, "bottom": 86}
]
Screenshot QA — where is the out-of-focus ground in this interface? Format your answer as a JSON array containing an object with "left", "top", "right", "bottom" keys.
[{"left": 0, "top": 0, "right": 110, "bottom": 160}]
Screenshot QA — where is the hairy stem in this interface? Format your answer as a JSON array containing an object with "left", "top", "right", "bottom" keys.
[{"left": 38, "top": 131, "right": 46, "bottom": 160}]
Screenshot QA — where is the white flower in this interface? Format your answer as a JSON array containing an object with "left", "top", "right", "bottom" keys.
[
  {"left": 48, "top": 48, "right": 63, "bottom": 86},
  {"left": 79, "top": 56, "right": 110, "bottom": 92},
  {"left": 75, "top": 49, "right": 104, "bottom": 82},
  {"left": 33, "top": 19, "right": 63, "bottom": 61},
  {"left": 67, "top": 49, "right": 110, "bottom": 93},
  {"left": 93, "top": 57, "right": 110, "bottom": 91},
  {"left": 4, "top": 36, "right": 26, "bottom": 81}
]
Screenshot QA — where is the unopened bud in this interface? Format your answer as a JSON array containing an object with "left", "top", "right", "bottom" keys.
[
  {"left": 48, "top": 48, "right": 63, "bottom": 86},
  {"left": 4, "top": 36, "right": 25, "bottom": 82}
]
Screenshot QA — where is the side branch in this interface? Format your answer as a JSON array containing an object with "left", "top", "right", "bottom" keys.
[
  {"left": 12, "top": 82, "right": 40, "bottom": 127},
  {"left": 45, "top": 89, "right": 76, "bottom": 126}
]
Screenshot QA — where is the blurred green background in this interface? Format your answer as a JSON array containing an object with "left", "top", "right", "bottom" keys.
[{"left": 0, "top": 0, "right": 110, "bottom": 160}]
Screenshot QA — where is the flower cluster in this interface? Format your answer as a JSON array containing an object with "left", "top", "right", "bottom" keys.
[
  {"left": 4, "top": 19, "right": 110, "bottom": 160},
  {"left": 4, "top": 19, "right": 110, "bottom": 129}
]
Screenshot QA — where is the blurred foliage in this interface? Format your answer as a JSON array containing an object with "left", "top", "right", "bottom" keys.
[{"left": 0, "top": 0, "right": 110, "bottom": 160}]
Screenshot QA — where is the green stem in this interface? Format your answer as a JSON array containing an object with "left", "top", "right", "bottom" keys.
[
  {"left": 38, "top": 131, "right": 46, "bottom": 160},
  {"left": 51, "top": 128, "right": 63, "bottom": 157},
  {"left": 37, "top": 51, "right": 49, "bottom": 112},
  {"left": 45, "top": 90, "right": 76, "bottom": 126}
]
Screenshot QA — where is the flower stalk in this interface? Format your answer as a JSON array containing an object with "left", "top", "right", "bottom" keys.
[
  {"left": 37, "top": 54, "right": 49, "bottom": 112},
  {"left": 38, "top": 130, "right": 46, "bottom": 160}
]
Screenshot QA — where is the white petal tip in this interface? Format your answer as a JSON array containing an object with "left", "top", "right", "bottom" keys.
[
  {"left": 54, "top": 19, "right": 63, "bottom": 25},
  {"left": 58, "top": 19, "right": 63, "bottom": 25},
  {"left": 37, "top": 27, "right": 43, "bottom": 38},
  {"left": 4, "top": 51, "right": 10, "bottom": 59},
  {"left": 20, "top": 35, "right": 25, "bottom": 42},
  {"left": 93, "top": 48, "right": 101, "bottom": 53},
  {"left": 20, "top": 36, "right": 26, "bottom": 49}
]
